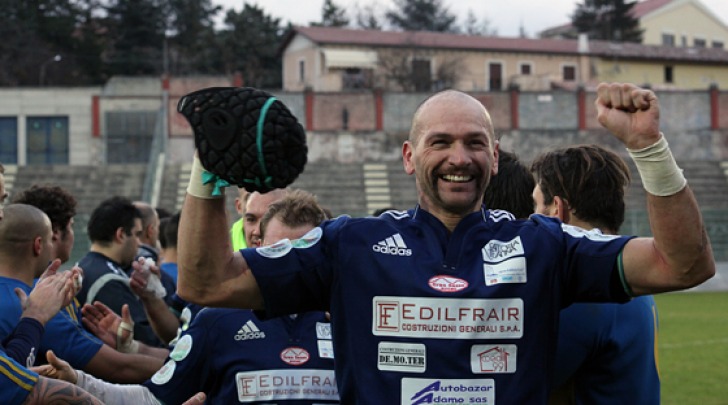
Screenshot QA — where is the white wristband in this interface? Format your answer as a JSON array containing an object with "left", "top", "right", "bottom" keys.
[
  {"left": 187, "top": 155, "right": 224, "bottom": 199},
  {"left": 627, "top": 135, "right": 687, "bottom": 196}
]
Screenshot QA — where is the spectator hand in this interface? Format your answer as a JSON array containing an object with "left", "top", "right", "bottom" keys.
[{"left": 32, "top": 350, "right": 78, "bottom": 384}]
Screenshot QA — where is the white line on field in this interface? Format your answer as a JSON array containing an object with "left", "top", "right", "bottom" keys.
[{"left": 661, "top": 338, "right": 728, "bottom": 349}]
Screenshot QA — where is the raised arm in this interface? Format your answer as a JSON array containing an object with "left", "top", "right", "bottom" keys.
[
  {"left": 595, "top": 82, "right": 715, "bottom": 295},
  {"left": 177, "top": 154, "right": 264, "bottom": 309}
]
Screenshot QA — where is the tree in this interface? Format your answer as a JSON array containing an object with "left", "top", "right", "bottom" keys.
[
  {"left": 463, "top": 9, "right": 496, "bottom": 36},
  {"left": 385, "top": 0, "right": 457, "bottom": 32},
  {"left": 104, "top": 0, "right": 168, "bottom": 75},
  {"left": 571, "top": 0, "right": 643, "bottom": 42},
  {"left": 165, "top": 0, "right": 223, "bottom": 75},
  {"left": 220, "top": 4, "right": 284, "bottom": 88},
  {"left": 0, "top": 0, "right": 105, "bottom": 85},
  {"left": 312, "top": 0, "right": 349, "bottom": 27},
  {"left": 353, "top": 1, "right": 383, "bottom": 30}
]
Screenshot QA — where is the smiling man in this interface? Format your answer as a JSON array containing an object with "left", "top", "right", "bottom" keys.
[{"left": 178, "top": 84, "right": 714, "bottom": 404}]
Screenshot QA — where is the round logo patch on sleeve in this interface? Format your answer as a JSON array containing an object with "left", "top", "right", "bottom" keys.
[
  {"left": 170, "top": 335, "right": 193, "bottom": 361},
  {"left": 151, "top": 360, "right": 177, "bottom": 385},
  {"left": 257, "top": 239, "right": 293, "bottom": 258}
]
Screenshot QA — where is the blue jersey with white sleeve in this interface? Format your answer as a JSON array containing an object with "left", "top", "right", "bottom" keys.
[
  {"left": 243, "top": 206, "right": 633, "bottom": 405},
  {"left": 143, "top": 308, "right": 338, "bottom": 404}
]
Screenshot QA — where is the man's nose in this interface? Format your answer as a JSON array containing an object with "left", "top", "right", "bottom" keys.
[{"left": 448, "top": 143, "right": 471, "bottom": 166}]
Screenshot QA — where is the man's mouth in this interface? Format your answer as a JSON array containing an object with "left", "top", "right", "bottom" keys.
[{"left": 440, "top": 174, "right": 473, "bottom": 183}]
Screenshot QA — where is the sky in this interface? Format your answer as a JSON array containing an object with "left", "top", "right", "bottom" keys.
[{"left": 212, "top": 0, "right": 728, "bottom": 37}]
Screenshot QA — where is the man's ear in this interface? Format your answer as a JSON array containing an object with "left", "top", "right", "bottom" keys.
[
  {"left": 115, "top": 227, "right": 126, "bottom": 243},
  {"left": 33, "top": 236, "right": 43, "bottom": 256},
  {"left": 553, "top": 196, "right": 571, "bottom": 224},
  {"left": 403, "top": 141, "right": 415, "bottom": 175},
  {"left": 491, "top": 141, "right": 500, "bottom": 176}
]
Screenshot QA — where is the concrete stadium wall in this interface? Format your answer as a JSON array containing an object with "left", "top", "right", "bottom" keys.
[{"left": 3, "top": 79, "right": 728, "bottom": 166}]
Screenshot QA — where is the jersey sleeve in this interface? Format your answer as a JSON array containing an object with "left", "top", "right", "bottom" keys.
[
  {"left": 243, "top": 219, "right": 346, "bottom": 318},
  {"left": 0, "top": 350, "right": 38, "bottom": 405},
  {"left": 532, "top": 215, "right": 633, "bottom": 305},
  {"left": 142, "top": 309, "right": 215, "bottom": 404},
  {"left": 2, "top": 318, "right": 44, "bottom": 365}
]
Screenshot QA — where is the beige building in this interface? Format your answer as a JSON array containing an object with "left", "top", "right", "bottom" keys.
[
  {"left": 280, "top": 25, "right": 728, "bottom": 92},
  {"left": 541, "top": 0, "right": 728, "bottom": 48},
  {"left": 640, "top": 0, "right": 728, "bottom": 47}
]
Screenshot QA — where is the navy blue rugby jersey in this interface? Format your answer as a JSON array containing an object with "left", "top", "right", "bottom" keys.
[
  {"left": 143, "top": 308, "right": 338, "bottom": 404},
  {"left": 243, "top": 206, "right": 633, "bottom": 405}
]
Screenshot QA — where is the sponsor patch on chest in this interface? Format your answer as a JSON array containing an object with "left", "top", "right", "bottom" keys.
[
  {"left": 470, "top": 344, "right": 517, "bottom": 374},
  {"left": 401, "top": 378, "right": 495, "bottom": 405},
  {"left": 280, "top": 347, "right": 310, "bottom": 365},
  {"left": 373, "top": 296, "right": 523, "bottom": 339},
  {"left": 235, "top": 369, "right": 338, "bottom": 403},
  {"left": 377, "top": 342, "right": 426, "bottom": 373}
]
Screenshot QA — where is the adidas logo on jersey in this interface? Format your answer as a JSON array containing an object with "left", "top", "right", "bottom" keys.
[
  {"left": 234, "top": 320, "right": 266, "bottom": 341},
  {"left": 372, "top": 233, "right": 412, "bottom": 256}
]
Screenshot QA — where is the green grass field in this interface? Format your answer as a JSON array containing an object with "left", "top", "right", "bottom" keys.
[{"left": 655, "top": 291, "right": 728, "bottom": 405}]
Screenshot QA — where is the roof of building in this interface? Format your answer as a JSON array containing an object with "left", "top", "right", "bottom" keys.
[
  {"left": 285, "top": 25, "right": 728, "bottom": 64},
  {"left": 538, "top": 0, "right": 674, "bottom": 38},
  {"left": 631, "top": 0, "right": 674, "bottom": 18}
]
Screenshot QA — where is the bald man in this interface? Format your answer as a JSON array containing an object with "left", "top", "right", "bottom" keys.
[{"left": 178, "top": 84, "right": 714, "bottom": 404}]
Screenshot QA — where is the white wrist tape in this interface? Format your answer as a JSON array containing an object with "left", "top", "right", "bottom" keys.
[
  {"left": 116, "top": 320, "right": 138, "bottom": 354},
  {"left": 187, "top": 155, "right": 224, "bottom": 199},
  {"left": 627, "top": 135, "right": 687, "bottom": 196}
]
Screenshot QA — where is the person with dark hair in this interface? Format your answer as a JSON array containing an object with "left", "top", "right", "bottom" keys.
[
  {"left": 36, "top": 189, "right": 338, "bottom": 404},
  {"left": 531, "top": 144, "right": 660, "bottom": 405},
  {"left": 483, "top": 150, "right": 535, "bottom": 219},
  {"left": 133, "top": 202, "right": 162, "bottom": 265},
  {"left": 131, "top": 201, "right": 177, "bottom": 327},
  {"left": 12, "top": 185, "right": 77, "bottom": 264},
  {"left": 77, "top": 196, "right": 164, "bottom": 348},
  {"left": 159, "top": 212, "right": 181, "bottom": 284},
  {"left": 178, "top": 83, "right": 714, "bottom": 404},
  {"left": 371, "top": 207, "right": 397, "bottom": 217}
]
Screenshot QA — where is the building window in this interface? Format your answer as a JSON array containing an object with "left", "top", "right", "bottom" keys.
[
  {"left": 694, "top": 38, "right": 706, "bottom": 48},
  {"left": 0, "top": 117, "right": 18, "bottom": 164},
  {"left": 298, "top": 60, "right": 305, "bottom": 83},
  {"left": 519, "top": 63, "right": 532, "bottom": 75},
  {"left": 681, "top": 36, "right": 687, "bottom": 47},
  {"left": 26, "top": 117, "right": 69, "bottom": 164},
  {"left": 488, "top": 62, "right": 503, "bottom": 90},
  {"left": 662, "top": 33, "right": 675, "bottom": 46},
  {"left": 562, "top": 65, "right": 576, "bottom": 81},
  {"left": 712, "top": 41, "right": 724, "bottom": 49},
  {"left": 105, "top": 111, "right": 155, "bottom": 163},
  {"left": 342, "top": 68, "right": 373, "bottom": 89},
  {"left": 412, "top": 59, "right": 432, "bottom": 92},
  {"left": 664, "top": 66, "right": 674, "bottom": 84}
]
